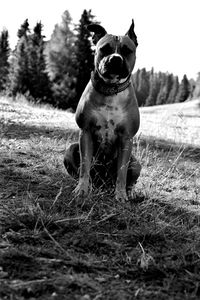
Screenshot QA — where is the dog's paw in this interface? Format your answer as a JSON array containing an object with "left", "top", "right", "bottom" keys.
[
  {"left": 73, "top": 180, "right": 90, "bottom": 197},
  {"left": 115, "top": 189, "right": 128, "bottom": 202},
  {"left": 127, "top": 185, "right": 137, "bottom": 200}
]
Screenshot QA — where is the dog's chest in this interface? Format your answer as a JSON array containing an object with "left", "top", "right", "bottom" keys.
[{"left": 92, "top": 98, "right": 127, "bottom": 144}]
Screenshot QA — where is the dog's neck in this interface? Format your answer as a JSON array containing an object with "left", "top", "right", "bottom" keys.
[{"left": 91, "top": 71, "right": 131, "bottom": 96}]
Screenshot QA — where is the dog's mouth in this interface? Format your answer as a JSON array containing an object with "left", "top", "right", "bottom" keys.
[
  {"left": 97, "top": 56, "right": 130, "bottom": 82},
  {"left": 98, "top": 68, "right": 130, "bottom": 83}
]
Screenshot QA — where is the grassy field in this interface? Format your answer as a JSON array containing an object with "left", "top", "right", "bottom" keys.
[
  {"left": 139, "top": 99, "right": 200, "bottom": 147},
  {"left": 0, "top": 96, "right": 200, "bottom": 299}
]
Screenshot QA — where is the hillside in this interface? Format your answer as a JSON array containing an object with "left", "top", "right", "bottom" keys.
[
  {"left": 1, "top": 96, "right": 199, "bottom": 147},
  {"left": 139, "top": 99, "right": 200, "bottom": 147},
  {"left": 0, "top": 96, "right": 200, "bottom": 300}
]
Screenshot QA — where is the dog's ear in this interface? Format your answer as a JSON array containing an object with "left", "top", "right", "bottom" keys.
[
  {"left": 126, "top": 19, "right": 138, "bottom": 47},
  {"left": 87, "top": 24, "right": 107, "bottom": 45}
]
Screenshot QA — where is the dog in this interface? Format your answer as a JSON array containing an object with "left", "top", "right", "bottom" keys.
[{"left": 64, "top": 20, "right": 141, "bottom": 201}]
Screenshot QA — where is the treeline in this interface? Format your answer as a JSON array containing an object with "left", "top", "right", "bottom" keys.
[
  {"left": 0, "top": 9, "right": 95, "bottom": 110},
  {"left": 0, "top": 9, "right": 199, "bottom": 110},
  {"left": 133, "top": 68, "right": 194, "bottom": 106}
]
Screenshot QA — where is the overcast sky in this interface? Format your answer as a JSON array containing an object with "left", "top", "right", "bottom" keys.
[{"left": 1, "top": 0, "right": 200, "bottom": 80}]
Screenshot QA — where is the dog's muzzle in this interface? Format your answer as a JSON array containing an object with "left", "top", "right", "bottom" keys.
[{"left": 98, "top": 54, "right": 129, "bottom": 79}]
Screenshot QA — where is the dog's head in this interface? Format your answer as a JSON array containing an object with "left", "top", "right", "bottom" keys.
[{"left": 88, "top": 20, "right": 138, "bottom": 83}]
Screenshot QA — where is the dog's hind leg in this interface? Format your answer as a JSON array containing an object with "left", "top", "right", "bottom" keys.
[
  {"left": 126, "top": 155, "right": 141, "bottom": 199},
  {"left": 64, "top": 143, "right": 80, "bottom": 179}
]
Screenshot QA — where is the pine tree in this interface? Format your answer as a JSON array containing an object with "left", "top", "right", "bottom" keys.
[
  {"left": 175, "top": 74, "right": 190, "bottom": 103},
  {"left": 9, "top": 19, "right": 52, "bottom": 102},
  {"left": 73, "top": 9, "right": 95, "bottom": 110},
  {"left": 136, "top": 68, "right": 150, "bottom": 106},
  {"left": 156, "top": 73, "right": 169, "bottom": 105},
  {"left": 193, "top": 72, "right": 200, "bottom": 98},
  {"left": 27, "top": 21, "right": 52, "bottom": 102},
  {"left": 45, "top": 10, "right": 76, "bottom": 109},
  {"left": 0, "top": 29, "right": 10, "bottom": 91},
  {"left": 145, "top": 71, "right": 160, "bottom": 106},
  {"left": 167, "top": 76, "right": 179, "bottom": 103},
  {"left": 17, "top": 19, "right": 29, "bottom": 38},
  {"left": 157, "top": 73, "right": 174, "bottom": 105},
  {"left": 9, "top": 19, "right": 30, "bottom": 95}
]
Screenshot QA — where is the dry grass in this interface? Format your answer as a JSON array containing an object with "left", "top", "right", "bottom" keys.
[
  {"left": 0, "top": 96, "right": 200, "bottom": 299},
  {"left": 139, "top": 99, "right": 200, "bottom": 147}
]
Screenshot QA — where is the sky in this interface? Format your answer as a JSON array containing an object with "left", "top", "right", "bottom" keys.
[{"left": 0, "top": 0, "right": 200, "bottom": 80}]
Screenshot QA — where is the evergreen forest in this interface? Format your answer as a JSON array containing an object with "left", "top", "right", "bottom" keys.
[{"left": 0, "top": 9, "right": 199, "bottom": 110}]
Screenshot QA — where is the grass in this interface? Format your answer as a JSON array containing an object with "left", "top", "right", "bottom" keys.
[
  {"left": 139, "top": 99, "right": 200, "bottom": 147},
  {"left": 0, "top": 96, "right": 200, "bottom": 299}
]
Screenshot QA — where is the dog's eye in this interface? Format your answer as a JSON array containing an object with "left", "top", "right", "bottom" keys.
[
  {"left": 100, "top": 44, "right": 113, "bottom": 55},
  {"left": 121, "top": 45, "right": 133, "bottom": 56}
]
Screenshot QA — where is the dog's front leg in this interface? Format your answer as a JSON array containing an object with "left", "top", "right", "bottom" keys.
[
  {"left": 74, "top": 130, "right": 93, "bottom": 197},
  {"left": 115, "top": 137, "right": 132, "bottom": 201}
]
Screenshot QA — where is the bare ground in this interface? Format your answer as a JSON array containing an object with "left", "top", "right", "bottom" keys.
[{"left": 0, "top": 96, "right": 200, "bottom": 299}]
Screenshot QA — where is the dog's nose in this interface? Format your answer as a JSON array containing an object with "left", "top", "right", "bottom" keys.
[
  {"left": 109, "top": 55, "right": 123, "bottom": 66},
  {"left": 108, "top": 55, "right": 123, "bottom": 73}
]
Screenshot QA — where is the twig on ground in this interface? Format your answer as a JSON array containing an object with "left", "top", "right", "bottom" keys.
[
  {"left": 50, "top": 185, "right": 63, "bottom": 209},
  {"left": 96, "top": 213, "right": 118, "bottom": 224}
]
